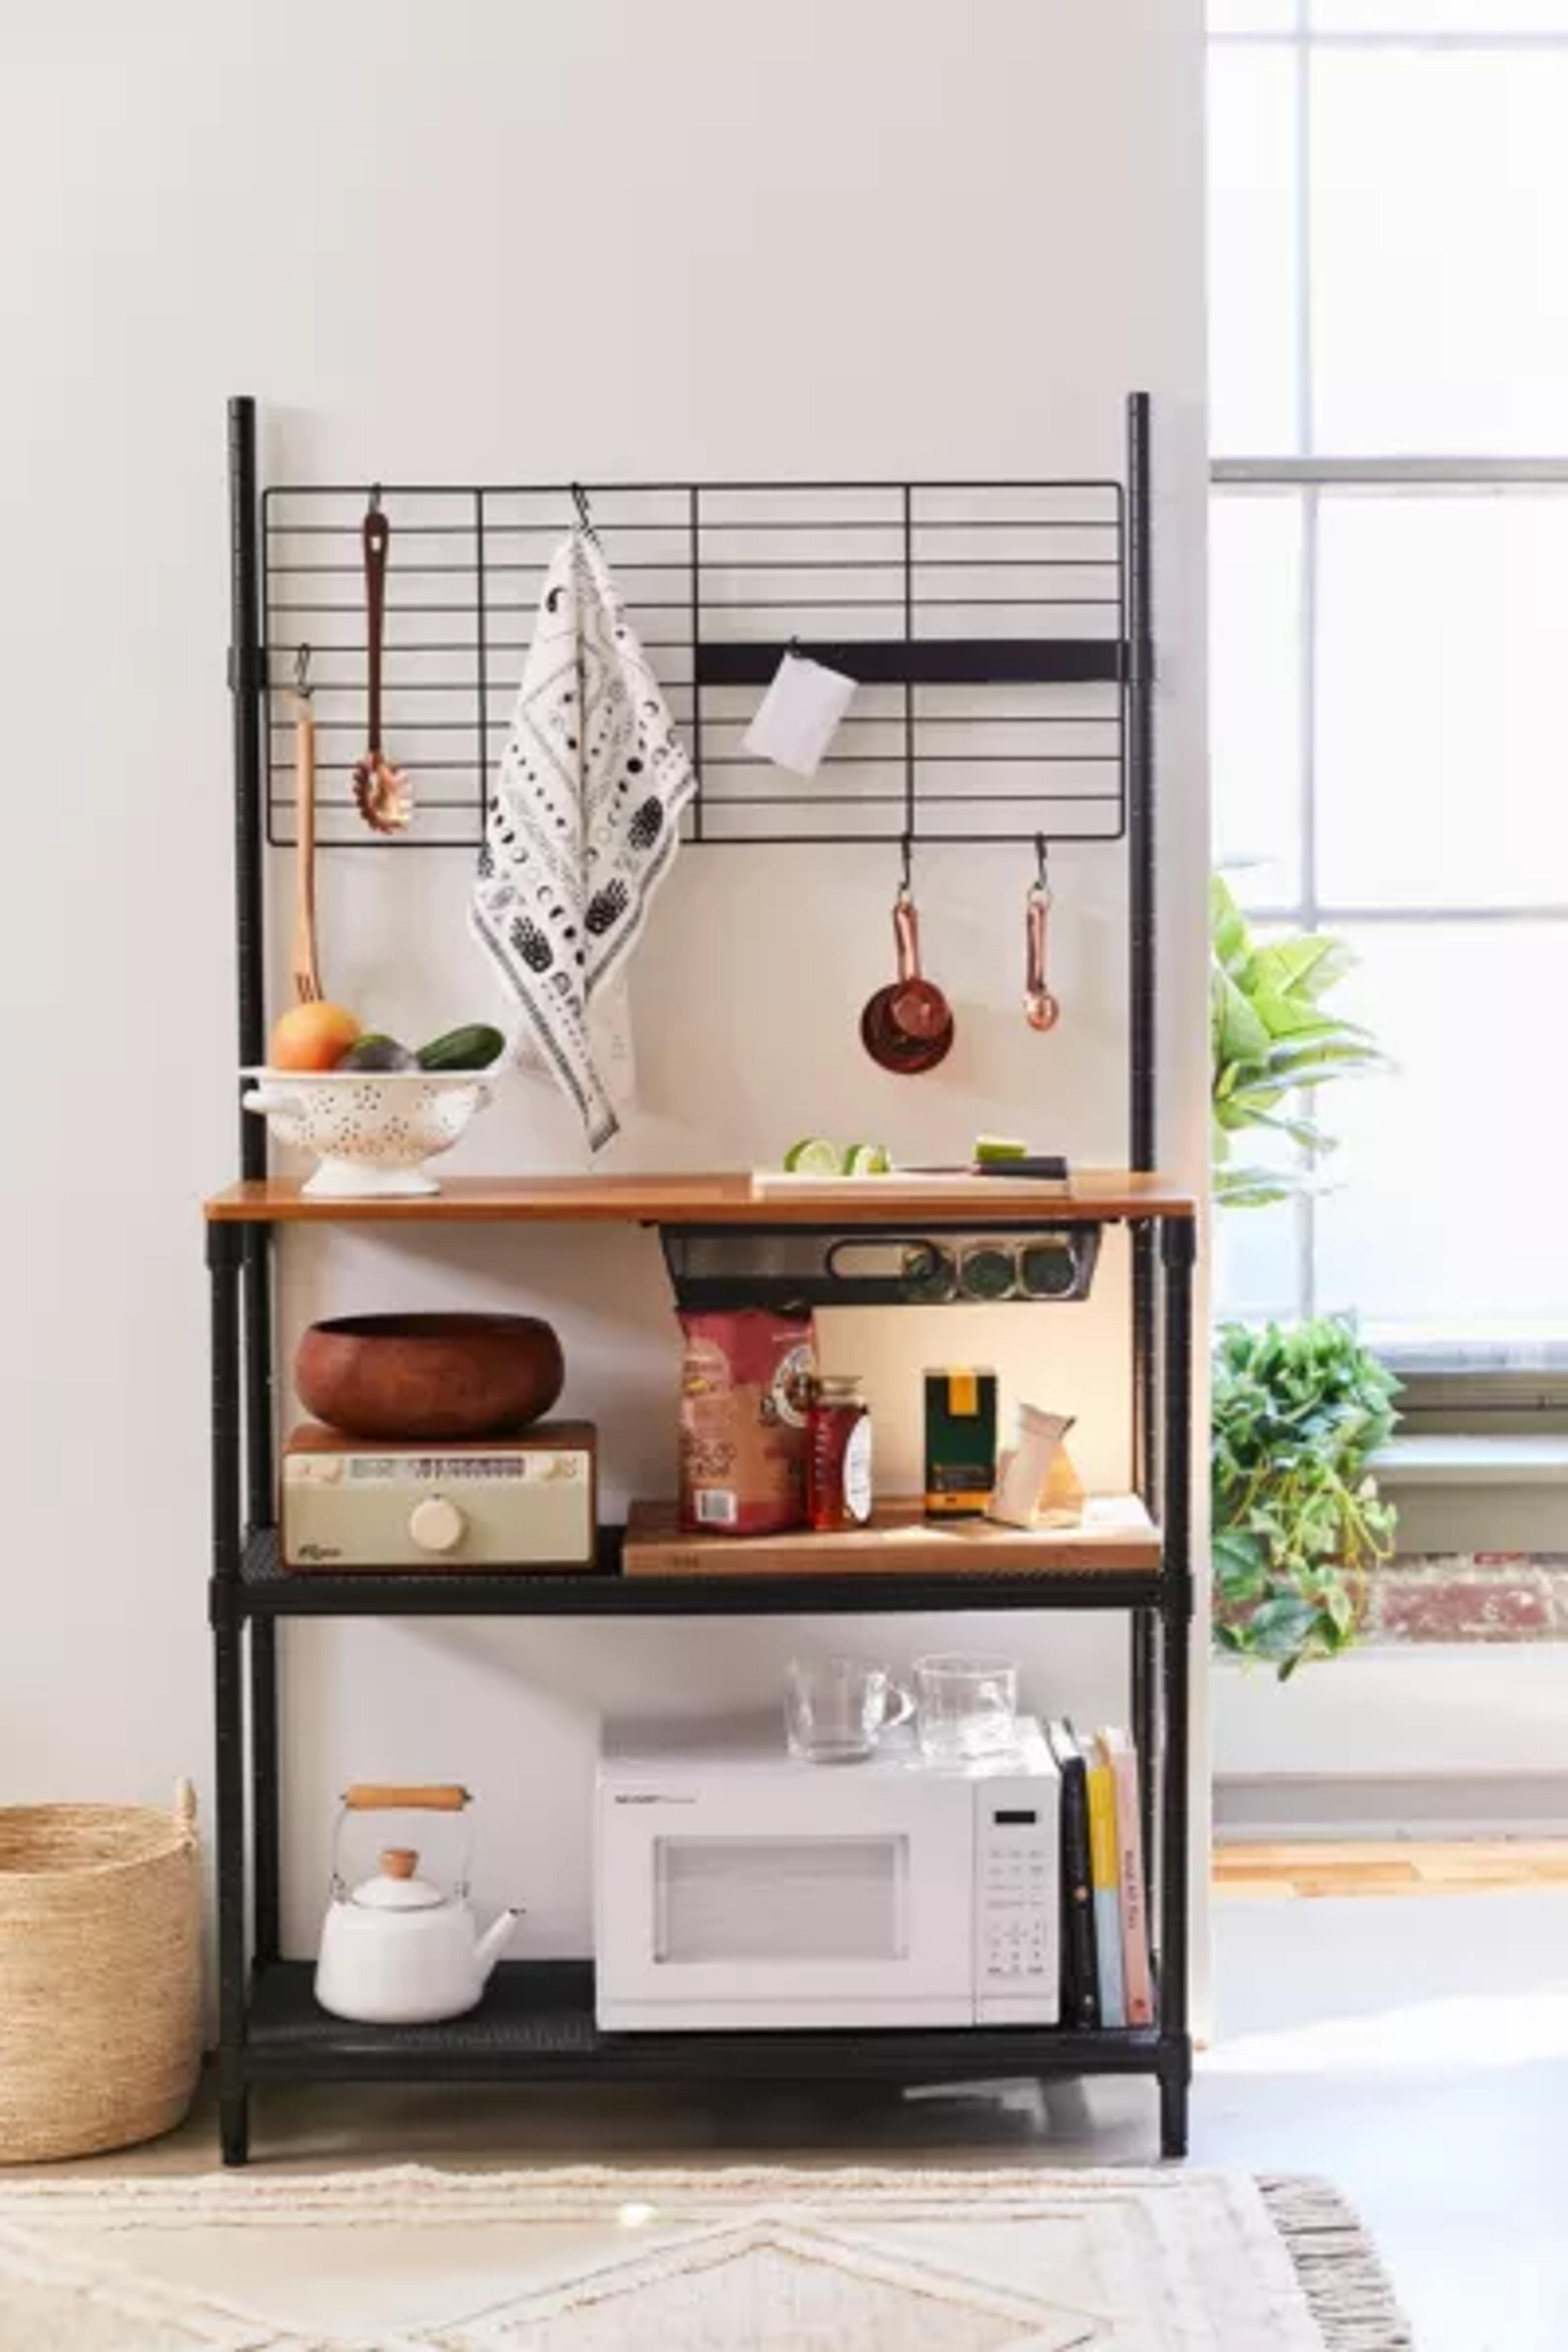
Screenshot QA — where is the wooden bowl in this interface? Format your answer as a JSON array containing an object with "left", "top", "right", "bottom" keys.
[{"left": 296, "top": 1314, "right": 564, "bottom": 1441}]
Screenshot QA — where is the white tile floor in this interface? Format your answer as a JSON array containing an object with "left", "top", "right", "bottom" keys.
[
  {"left": 36, "top": 1889, "right": 1568, "bottom": 2350},
  {"left": 1200, "top": 1891, "right": 1568, "bottom": 2352}
]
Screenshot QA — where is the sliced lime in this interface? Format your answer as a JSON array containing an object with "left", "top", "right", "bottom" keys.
[
  {"left": 973, "top": 1134, "right": 1029, "bottom": 1165},
  {"left": 844, "top": 1143, "right": 892, "bottom": 1176},
  {"left": 784, "top": 1137, "right": 842, "bottom": 1176}
]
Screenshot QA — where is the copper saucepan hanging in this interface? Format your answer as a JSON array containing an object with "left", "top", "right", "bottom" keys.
[{"left": 861, "top": 883, "right": 954, "bottom": 1074}]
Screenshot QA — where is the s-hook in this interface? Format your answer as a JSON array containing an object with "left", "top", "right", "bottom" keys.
[
  {"left": 570, "top": 481, "right": 598, "bottom": 540},
  {"left": 293, "top": 641, "right": 314, "bottom": 703}
]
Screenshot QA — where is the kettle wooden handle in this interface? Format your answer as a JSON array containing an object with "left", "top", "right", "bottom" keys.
[{"left": 342, "top": 1783, "right": 470, "bottom": 1813}]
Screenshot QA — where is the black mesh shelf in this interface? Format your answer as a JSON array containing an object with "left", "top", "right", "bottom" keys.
[
  {"left": 235, "top": 1528, "right": 1165, "bottom": 1619},
  {"left": 261, "top": 472, "right": 1132, "bottom": 850},
  {"left": 246, "top": 1960, "right": 1162, "bottom": 2083}
]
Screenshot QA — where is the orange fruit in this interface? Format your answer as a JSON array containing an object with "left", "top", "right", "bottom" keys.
[{"left": 269, "top": 1002, "right": 362, "bottom": 1071}]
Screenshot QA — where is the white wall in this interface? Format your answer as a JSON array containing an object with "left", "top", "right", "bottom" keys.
[
  {"left": 2, "top": 2, "right": 1209, "bottom": 1971},
  {"left": 1214, "top": 1649, "right": 1568, "bottom": 1836}
]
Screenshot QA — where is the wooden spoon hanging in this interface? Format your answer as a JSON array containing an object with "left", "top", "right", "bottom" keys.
[{"left": 352, "top": 496, "right": 413, "bottom": 834}]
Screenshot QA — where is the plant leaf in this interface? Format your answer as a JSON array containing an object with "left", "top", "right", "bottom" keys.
[
  {"left": 1245, "top": 935, "right": 1357, "bottom": 1003},
  {"left": 1210, "top": 874, "right": 1252, "bottom": 977},
  {"left": 1211, "top": 1313, "right": 1400, "bottom": 1675},
  {"left": 1215, "top": 1167, "right": 1296, "bottom": 1208},
  {"left": 1210, "top": 882, "right": 1386, "bottom": 1208},
  {"left": 1212, "top": 968, "right": 1272, "bottom": 1071}
]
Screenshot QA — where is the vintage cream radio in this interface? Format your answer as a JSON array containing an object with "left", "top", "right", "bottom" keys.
[{"left": 281, "top": 1422, "right": 597, "bottom": 1571}]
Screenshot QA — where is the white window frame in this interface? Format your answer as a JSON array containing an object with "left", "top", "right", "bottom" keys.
[{"left": 1210, "top": 11, "right": 1568, "bottom": 1374}]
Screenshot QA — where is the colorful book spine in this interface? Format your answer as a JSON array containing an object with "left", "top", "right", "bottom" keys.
[
  {"left": 1046, "top": 1719, "right": 1100, "bottom": 2029},
  {"left": 1100, "top": 1727, "right": 1154, "bottom": 2028},
  {"left": 1086, "top": 1753, "right": 1127, "bottom": 2028}
]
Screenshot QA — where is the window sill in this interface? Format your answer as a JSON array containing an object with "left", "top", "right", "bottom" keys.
[{"left": 1374, "top": 1434, "right": 1568, "bottom": 1487}]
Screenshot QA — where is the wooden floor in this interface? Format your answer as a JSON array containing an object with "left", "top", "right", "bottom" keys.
[{"left": 1214, "top": 1839, "right": 1568, "bottom": 1898}]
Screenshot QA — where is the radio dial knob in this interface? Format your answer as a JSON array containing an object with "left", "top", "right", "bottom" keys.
[{"left": 409, "top": 1494, "right": 466, "bottom": 1555}]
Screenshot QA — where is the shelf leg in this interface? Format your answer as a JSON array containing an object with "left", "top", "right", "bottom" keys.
[
  {"left": 209, "top": 1223, "right": 250, "bottom": 2167},
  {"left": 1130, "top": 1606, "right": 1156, "bottom": 1869},
  {"left": 242, "top": 1222, "right": 275, "bottom": 1530},
  {"left": 250, "top": 1617, "right": 280, "bottom": 1967},
  {"left": 1157, "top": 1214, "right": 1196, "bottom": 2159},
  {"left": 219, "top": 2077, "right": 251, "bottom": 2169},
  {"left": 1159, "top": 2062, "right": 1191, "bottom": 2162}
]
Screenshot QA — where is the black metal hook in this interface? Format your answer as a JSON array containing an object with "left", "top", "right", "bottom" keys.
[
  {"left": 293, "top": 642, "right": 313, "bottom": 700},
  {"left": 368, "top": 483, "right": 383, "bottom": 518},
  {"left": 1033, "top": 832, "right": 1049, "bottom": 892},
  {"left": 570, "top": 482, "right": 597, "bottom": 537},
  {"left": 900, "top": 833, "right": 913, "bottom": 895}
]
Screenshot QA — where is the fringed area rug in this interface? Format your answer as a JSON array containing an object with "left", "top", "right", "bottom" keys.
[{"left": 0, "top": 2165, "right": 1412, "bottom": 2351}]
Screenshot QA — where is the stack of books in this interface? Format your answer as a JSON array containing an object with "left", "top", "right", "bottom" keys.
[{"left": 1045, "top": 1720, "right": 1154, "bottom": 2030}]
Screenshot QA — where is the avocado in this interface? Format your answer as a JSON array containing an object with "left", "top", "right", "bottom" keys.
[{"left": 337, "top": 1033, "right": 416, "bottom": 1072}]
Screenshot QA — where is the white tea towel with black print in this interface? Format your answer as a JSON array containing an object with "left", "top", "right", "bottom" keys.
[{"left": 472, "top": 526, "right": 695, "bottom": 1152}]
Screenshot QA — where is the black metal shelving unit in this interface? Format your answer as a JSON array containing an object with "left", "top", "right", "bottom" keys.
[{"left": 208, "top": 392, "right": 1196, "bottom": 2166}]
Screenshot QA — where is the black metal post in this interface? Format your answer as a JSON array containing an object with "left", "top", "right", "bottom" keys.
[
  {"left": 249, "top": 1617, "right": 280, "bottom": 1967},
  {"left": 209, "top": 1220, "right": 250, "bottom": 2166},
  {"left": 1126, "top": 392, "right": 1160, "bottom": 1834},
  {"left": 474, "top": 486, "right": 490, "bottom": 841},
  {"left": 1156, "top": 1213, "right": 1196, "bottom": 2160},
  {"left": 229, "top": 395, "right": 267, "bottom": 1155},
  {"left": 1126, "top": 390, "right": 1156, "bottom": 1177},
  {"left": 230, "top": 398, "right": 278, "bottom": 1993},
  {"left": 242, "top": 1229, "right": 274, "bottom": 1530},
  {"left": 230, "top": 396, "right": 276, "bottom": 1531},
  {"left": 688, "top": 485, "right": 704, "bottom": 840},
  {"left": 1131, "top": 1602, "right": 1156, "bottom": 1875}
]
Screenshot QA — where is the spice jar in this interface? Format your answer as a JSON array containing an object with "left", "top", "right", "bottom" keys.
[{"left": 807, "top": 1375, "right": 873, "bottom": 1531}]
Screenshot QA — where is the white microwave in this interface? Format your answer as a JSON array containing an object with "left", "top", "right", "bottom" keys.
[{"left": 595, "top": 1715, "right": 1061, "bottom": 2032}]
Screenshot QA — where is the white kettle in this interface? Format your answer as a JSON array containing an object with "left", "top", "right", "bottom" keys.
[{"left": 314, "top": 1784, "right": 521, "bottom": 2026}]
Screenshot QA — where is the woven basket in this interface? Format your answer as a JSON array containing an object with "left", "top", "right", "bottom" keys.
[{"left": 0, "top": 1782, "right": 202, "bottom": 2163}]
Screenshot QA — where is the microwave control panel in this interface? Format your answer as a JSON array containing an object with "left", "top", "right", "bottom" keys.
[{"left": 975, "top": 1797, "right": 1059, "bottom": 2021}]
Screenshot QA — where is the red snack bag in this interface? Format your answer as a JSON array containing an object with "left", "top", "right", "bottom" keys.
[{"left": 678, "top": 1310, "right": 817, "bottom": 1536}]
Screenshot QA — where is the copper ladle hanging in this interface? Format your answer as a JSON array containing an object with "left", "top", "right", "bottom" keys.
[
  {"left": 1025, "top": 838, "right": 1061, "bottom": 1032},
  {"left": 860, "top": 846, "right": 954, "bottom": 1074}
]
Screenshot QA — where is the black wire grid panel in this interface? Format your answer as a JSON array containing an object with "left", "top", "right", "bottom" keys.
[{"left": 261, "top": 477, "right": 1130, "bottom": 850}]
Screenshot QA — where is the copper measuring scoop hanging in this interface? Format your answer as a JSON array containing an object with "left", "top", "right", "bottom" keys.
[
  {"left": 860, "top": 844, "right": 954, "bottom": 1075},
  {"left": 1025, "top": 837, "right": 1062, "bottom": 1032},
  {"left": 352, "top": 488, "right": 414, "bottom": 835}
]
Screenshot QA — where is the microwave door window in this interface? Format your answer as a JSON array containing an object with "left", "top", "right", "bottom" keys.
[{"left": 653, "top": 1836, "right": 909, "bottom": 1967}]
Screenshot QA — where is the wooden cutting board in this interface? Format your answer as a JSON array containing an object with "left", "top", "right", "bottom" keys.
[{"left": 622, "top": 1495, "right": 1159, "bottom": 1577}]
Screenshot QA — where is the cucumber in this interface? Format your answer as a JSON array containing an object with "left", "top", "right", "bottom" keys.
[{"left": 417, "top": 1023, "right": 506, "bottom": 1072}]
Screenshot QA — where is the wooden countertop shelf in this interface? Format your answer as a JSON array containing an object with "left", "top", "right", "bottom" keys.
[
  {"left": 622, "top": 1496, "right": 1162, "bottom": 1578},
  {"left": 203, "top": 1169, "right": 1196, "bottom": 1227}
]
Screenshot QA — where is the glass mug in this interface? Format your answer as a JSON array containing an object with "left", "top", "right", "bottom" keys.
[
  {"left": 914, "top": 1652, "right": 1020, "bottom": 1762},
  {"left": 786, "top": 1657, "right": 915, "bottom": 1764}
]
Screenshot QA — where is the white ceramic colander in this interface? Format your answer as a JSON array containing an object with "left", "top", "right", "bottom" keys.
[{"left": 241, "top": 1069, "right": 494, "bottom": 1197}]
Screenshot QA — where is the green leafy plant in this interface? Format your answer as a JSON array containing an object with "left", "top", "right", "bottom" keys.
[
  {"left": 1213, "top": 1318, "right": 1401, "bottom": 1678},
  {"left": 1211, "top": 875, "right": 1384, "bottom": 1207}
]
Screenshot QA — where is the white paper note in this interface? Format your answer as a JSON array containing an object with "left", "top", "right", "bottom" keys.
[{"left": 742, "top": 648, "right": 857, "bottom": 777}]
